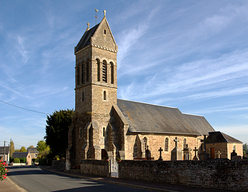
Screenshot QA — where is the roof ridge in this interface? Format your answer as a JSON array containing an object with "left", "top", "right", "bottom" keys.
[
  {"left": 117, "top": 99, "right": 178, "bottom": 109},
  {"left": 182, "top": 113, "right": 204, "bottom": 117}
]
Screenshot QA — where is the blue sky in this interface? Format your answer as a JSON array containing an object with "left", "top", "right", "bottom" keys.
[{"left": 0, "top": 0, "right": 248, "bottom": 149}]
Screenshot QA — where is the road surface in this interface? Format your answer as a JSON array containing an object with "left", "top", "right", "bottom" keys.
[{"left": 8, "top": 166, "right": 152, "bottom": 192}]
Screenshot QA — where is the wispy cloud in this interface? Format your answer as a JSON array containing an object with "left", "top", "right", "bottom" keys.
[{"left": 16, "top": 35, "right": 30, "bottom": 63}]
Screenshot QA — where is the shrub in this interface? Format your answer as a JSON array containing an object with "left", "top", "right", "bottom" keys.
[
  {"left": 0, "top": 160, "right": 7, "bottom": 181},
  {"left": 13, "top": 158, "right": 20, "bottom": 163},
  {"left": 19, "top": 157, "right": 26, "bottom": 163}
]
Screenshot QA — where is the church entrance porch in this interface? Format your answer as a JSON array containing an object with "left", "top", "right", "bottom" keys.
[{"left": 101, "top": 149, "right": 108, "bottom": 160}]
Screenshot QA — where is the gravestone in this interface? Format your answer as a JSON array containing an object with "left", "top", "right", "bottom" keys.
[
  {"left": 199, "top": 135, "right": 210, "bottom": 160},
  {"left": 145, "top": 145, "right": 151, "bottom": 160},
  {"left": 216, "top": 151, "right": 221, "bottom": 159},
  {"left": 231, "top": 150, "right": 239, "bottom": 160},
  {"left": 158, "top": 147, "right": 163, "bottom": 161},
  {"left": 193, "top": 147, "right": 199, "bottom": 160},
  {"left": 183, "top": 144, "right": 191, "bottom": 160},
  {"left": 171, "top": 137, "right": 182, "bottom": 161}
]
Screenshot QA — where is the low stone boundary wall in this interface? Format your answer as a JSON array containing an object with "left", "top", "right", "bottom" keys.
[
  {"left": 80, "top": 160, "right": 109, "bottom": 177},
  {"left": 52, "top": 160, "right": 65, "bottom": 170},
  {"left": 119, "top": 159, "right": 248, "bottom": 191}
]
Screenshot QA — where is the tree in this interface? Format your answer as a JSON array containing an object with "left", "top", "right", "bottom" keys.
[
  {"left": 45, "top": 109, "right": 74, "bottom": 158},
  {"left": 28, "top": 145, "right": 34, "bottom": 149},
  {"left": 243, "top": 143, "right": 248, "bottom": 157},
  {"left": 9, "top": 139, "right": 14, "bottom": 157},
  {"left": 36, "top": 140, "right": 50, "bottom": 159},
  {"left": 20, "top": 146, "right": 27, "bottom": 152}
]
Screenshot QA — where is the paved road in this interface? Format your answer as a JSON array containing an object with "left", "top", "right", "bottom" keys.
[{"left": 8, "top": 166, "right": 152, "bottom": 192}]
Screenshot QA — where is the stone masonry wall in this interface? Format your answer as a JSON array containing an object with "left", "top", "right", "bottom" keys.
[
  {"left": 80, "top": 160, "right": 109, "bottom": 177},
  {"left": 125, "top": 134, "right": 202, "bottom": 160},
  {"left": 119, "top": 159, "right": 248, "bottom": 191}
]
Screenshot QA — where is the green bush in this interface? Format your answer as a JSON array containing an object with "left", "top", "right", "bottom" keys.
[
  {"left": 19, "top": 157, "right": 26, "bottom": 163},
  {"left": 13, "top": 158, "right": 20, "bottom": 163}
]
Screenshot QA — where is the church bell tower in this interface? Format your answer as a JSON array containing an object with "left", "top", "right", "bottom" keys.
[
  {"left": 72, "top": 11, "right": 118, "bottom": 161},
  {"left": 74, "top": 11, "right": 118, "bottom": 115}
]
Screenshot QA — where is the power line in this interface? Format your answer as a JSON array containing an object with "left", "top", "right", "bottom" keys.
[
  {"left": 0, "top": 99, "right": 48, "bottom": 115},
  {"left": 0, "top": 130, "right": 41, "bottom": 141}
]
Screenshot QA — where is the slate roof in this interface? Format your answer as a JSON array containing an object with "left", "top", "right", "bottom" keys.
[
  {"left": 12, "top": 152, "right": 29, "bottom": 158},
  {"left": 117, "top": 99, "right": 214, "bottom": 136},
  {"left": 182, "top": 114, "right": 215, "bottom": 135},
  {"left": 27, "top": 148, "right": 38, "bottom": 153},
  {"left": 207, "top": 131, "right": 242, "bottom": 144},
  {"left": 75, "top": 24, "right": 99, "bottom": 53},
  {"left": 0, "top": 147, "right": 10, "bottom": 154}
]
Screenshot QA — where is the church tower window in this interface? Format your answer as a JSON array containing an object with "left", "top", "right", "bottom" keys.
[
  {"left": 102, "top": 60, "right": 107, "bottom": 82},
  {"left": 104, "top": 29, "right": 106, "bottom": 34},
  {"left": 165, "top": 138, "right": 169, "bottom": 151},
  {"left": 79, "top": 128, "right": 83, "bottom": 138},
  {"left": 103, "top": 91, "right": 106, "bottom": 100},
  {"left": 96, "top": 59, "right": 100, "bottom": 81},
  {"left": 81, "top": 62, "right": 85, "bottom": 84},
  {"left": 110, "top": 62, "right": 114, "bottom": 84},
  {"left": 103, "top": 127, "right": 106, "bottom": 137},
  {"left": 86, "top": 60, "right": 90, "bottom": 82},
  {"left": 82, "top": 91, "right": 85, "bottom": 101},
  {"left": 76, "top": 65, "right": 80, "bottom": 86}
]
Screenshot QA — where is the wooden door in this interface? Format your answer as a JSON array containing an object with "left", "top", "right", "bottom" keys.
[{"left": 210, "top": 148, "right": 215, "bottom": 159}]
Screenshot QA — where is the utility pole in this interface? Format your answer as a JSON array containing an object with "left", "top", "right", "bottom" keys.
[{"left": 3, "top": 141, "right": 6, "bottom": 162}]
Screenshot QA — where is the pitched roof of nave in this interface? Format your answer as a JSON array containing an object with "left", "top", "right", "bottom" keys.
[
  {"left": 207, "top": 131, "right": 242, "bottom": 144},
  {"left": 117, "top": 99, "right": 215, "bottom": 136}
]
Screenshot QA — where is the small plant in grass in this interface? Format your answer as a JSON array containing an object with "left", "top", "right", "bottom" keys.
[{"left": 0, "top": 160, "right": 7, "bottom": 181}]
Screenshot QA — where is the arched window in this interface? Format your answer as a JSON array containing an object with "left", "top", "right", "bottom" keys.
[
  {"left": 183, "top": 138, "right": 187, "bottom": 149},
  {"left": 165, "top": 138, "right": 168, "bottom": 151},
  {"left": 103, "top": 91, "right": 106, "bottom": 100},
  {"left": 81, "top": 62, "right": 85, "bottom": 84},
  {"left": 110, "top": 62, "right": 114, "bottom": 84},
  {"left": 96, "top": 59, "right": 100, "bottom": 81},
  {"left": 103, "top": 127, "right": 106, "bottom": 137},
  {"left": 102, "top": 60, "right": 107, "bottom": 82},
  {"left": 76, "top": 65, "right": 80, "bottom": 85},
  {"left": 86, "top": 60, "right": 90, "bottom": 82}
]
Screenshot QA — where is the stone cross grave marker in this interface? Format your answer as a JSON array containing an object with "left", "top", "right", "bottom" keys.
[
  {"left": 193, "top": 147, "right": 198, "bottom": 160},
  {"left": 158, "top": 147, "right": 163, "bottom": 161},
  {"left": 174, "top": 137, "right": 179, "bottom": 148},
  {"left": 216, "top": 151, "right": 221, "bottom": 159}
]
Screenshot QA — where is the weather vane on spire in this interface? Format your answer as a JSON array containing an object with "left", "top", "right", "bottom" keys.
[{"left": 94, "top": 8, "right": 98, "bottom": 25}]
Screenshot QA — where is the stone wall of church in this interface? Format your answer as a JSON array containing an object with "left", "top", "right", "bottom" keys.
[
  {"left": 68, "top": 113, "right": 92, "bottom": 166},
  {"left": 119, "top": 159, "right": 248, "bottom": 191},
  {"left": 125, "top": 134, "right": 202, "bottom": 160}
]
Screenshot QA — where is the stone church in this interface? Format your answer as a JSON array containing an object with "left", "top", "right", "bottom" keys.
[{"left": 67, "top": 12, "right": 242, "bottom": 167}]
